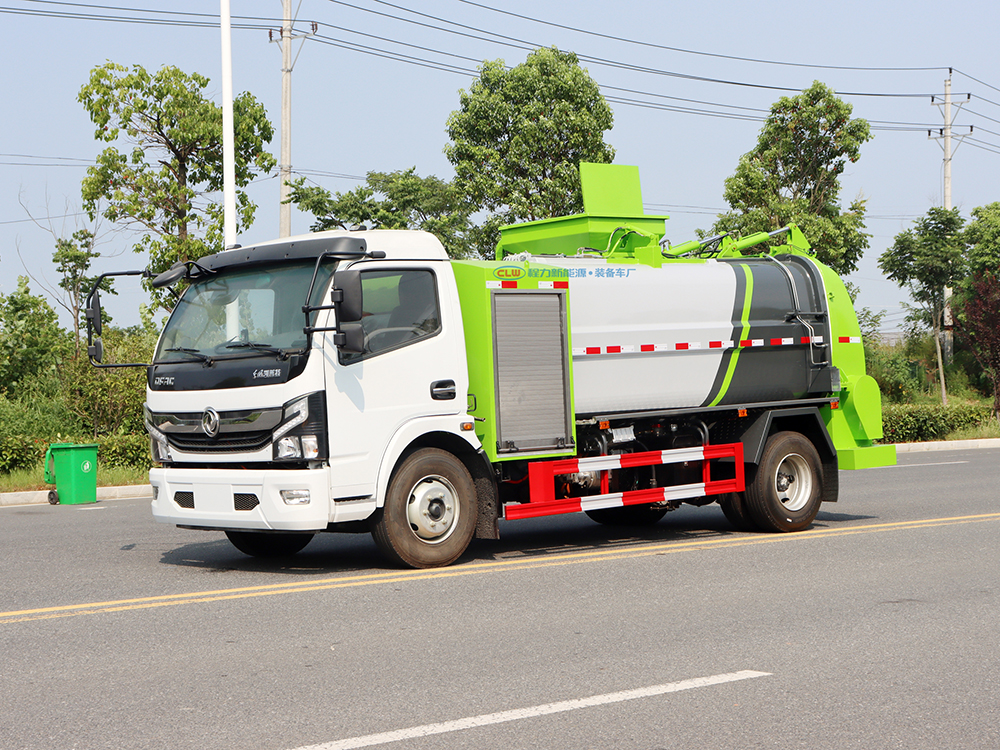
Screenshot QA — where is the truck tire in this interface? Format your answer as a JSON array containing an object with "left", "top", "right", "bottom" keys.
[
  {"left": 744, "top": 431, "right": 822, "bottom": 532},
  {"left": 585, "top": 504, "right": 669, "bottom": 526},
  {"left": 225, "top": 530, "right": 315, "bottom": 558},
  {"left": 718, "top": 492, "right": 758, "bottom": 532},
  {"left": 370, "top": 448, "right": 477, "bottom": 568}
]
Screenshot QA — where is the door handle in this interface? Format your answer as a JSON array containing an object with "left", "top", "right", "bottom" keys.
[{"left": 430, "top": 380, "right": 456, "bottom": 400}]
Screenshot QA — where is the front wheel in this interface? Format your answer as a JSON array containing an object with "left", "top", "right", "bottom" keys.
[
  {"left": 745, "top": 431, "right": 823, "bottom": 532},
  {"left": 370, "top": 448, "right": 477, "bottom": 568},
  {"left": 225, "top": 530, "right": 315, "bottom": 558}
]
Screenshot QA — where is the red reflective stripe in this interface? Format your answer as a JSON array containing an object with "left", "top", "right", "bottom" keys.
[
  {"left": 640, "top": 344, "right": 655, "bottom": 352},
  {"left": 740, "top": 340, "right": 752, "bottom": 347},
  {"left": 770, "top": 338, "right": 782, "bottom": 346},
  {"left": 839, "top": 336, "right": 850, "bottom": 343},
  {"left": 585, "top": 346, "right": 601, "bottom": 355},
  {"left": 675, "top": 342, "right": 689, "bottom": 350},
  {"left": 709, "top": 341, "right": 724, "bottom": 348},
  {"left": 801, "top": 336, "right": 811, "bottom": 344},
  {"left": 607, "top": 345, "right": 622, "bottom": 354},
  {"left": 553, "top": 281, "right": 569, "bottom": 289},
  {"left": 501, "top": 281, "right": 518, "bottom": 289}
]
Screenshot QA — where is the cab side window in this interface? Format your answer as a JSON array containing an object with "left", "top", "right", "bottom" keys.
[{"left": 341, "top": 270, "right": 440, "bottom": 364}]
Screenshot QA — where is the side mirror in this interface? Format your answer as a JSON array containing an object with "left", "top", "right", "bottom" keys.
[
  {"left": 152, "top": 260, "right": 188, "bottom": 289},
  {"left": 88, "top": 338, "right": 104, "bottom": 364},
  {"left": 334, "top": 269, "right": 363, "bottom": 323},
  {"left": 334, "top": 322, "right": 364, "bottom": 353},
  {"left": 86, "top": 288, "right": 103, "bottom": 337}
]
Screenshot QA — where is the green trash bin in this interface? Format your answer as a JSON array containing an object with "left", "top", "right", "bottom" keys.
[{"left": 43, "top": 443, "right": 99, "bottom": 505}]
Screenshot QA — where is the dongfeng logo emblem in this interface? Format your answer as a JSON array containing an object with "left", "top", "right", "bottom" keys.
[{"left": 201, "top": 407, "right": 221, "bottom": 438}]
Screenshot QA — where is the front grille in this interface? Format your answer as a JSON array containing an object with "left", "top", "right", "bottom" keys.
[
  {"left": 174, "top": 491, "right": 195, "bottom": 509},
  {"left": 234, "top": 493, "right": 260, "bottom": 511},
  {"left": 167, "top": 431, "right": 272, "bottom": 454}
]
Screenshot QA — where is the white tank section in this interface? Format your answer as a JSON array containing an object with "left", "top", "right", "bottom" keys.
[{"left": 539, "top": 257, "right": 739, "bottom": 414}]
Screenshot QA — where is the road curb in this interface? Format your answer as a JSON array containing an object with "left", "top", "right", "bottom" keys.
[
  {"left": 0, "top": 484, "right": 153, "bottom": 508},
  {"left": 3, "top": 437, "right": 999, "bottom": 507}
]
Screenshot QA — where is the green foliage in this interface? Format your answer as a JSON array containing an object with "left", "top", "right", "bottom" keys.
[
  {"left": 0, "top": 436, "right": 48, "bottom": 474},
  {"left": 288, "top": 168, "right": 473, "bottom": 258},
  {"left": 98, "top": 433, "right": 152, "bottom": 469},
  {"left": 880, "top": 402, "right": 993, "bottom": 443},
  {"left": 964, "top": 201, "right": 1000, "bottom": 277},
  {"left": 0, "top": 276, "right": 72, "bottom": 395},
  {"left": 78, "top": 62, "right": 276, "bottom": 306},
  {"left": 51, "top": 228, "right": 116, "bottom": 356},
  {"left": 710, "top": 81, "right": 872, "bottom": 274},
  {"left": 59, "top": 326, "right": 156, "bottom": 437},
  {"left": 866, "top": 343, "right": 923, "bottom": 403},
  {"left": 879, "top": 207, "right": 966, "bottom": 404},
  {"left": 446, "top": 47, "right": 615, "bottom": 255}
]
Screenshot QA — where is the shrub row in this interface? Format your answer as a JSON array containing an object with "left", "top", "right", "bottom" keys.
[
  {"left": 0, "top": 435, "right": 48, "bottom": 473},
  {"left": 880, "top": 403, "right": 994, "bottom": 444},
  {"left": 0, "top": 433, "right": 151, "bottom": 474}
]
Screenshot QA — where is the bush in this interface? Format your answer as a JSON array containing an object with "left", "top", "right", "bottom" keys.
[
  {"left": 880, "top": 402, "right": 994, "bottom": 443},
  {"left": 0, "top": 435, "right": 48, "bottom": 474},
  {"left": 98, "top": 433, "right": 152, "bottom": 470}
]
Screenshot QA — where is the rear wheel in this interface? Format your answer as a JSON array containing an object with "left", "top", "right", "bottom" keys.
[
  {"left": 718, "top": 492, "right": 758, "bottom": 532},
  {"left": 370, "top": 448, "right": 477, "bottom": 568},
  {"left": 585, "top": 504, "right": 669, "bottom": 526},
  {"left": 745, "top": 431, "right": 822, "bottom": 532},
  {"left": 225, "top": 530, "right": 315, "bottom": 558}
]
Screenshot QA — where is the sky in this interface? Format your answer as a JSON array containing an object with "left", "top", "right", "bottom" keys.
[{"left": 2, "top": 0, "right": 999, "bottom": 335}]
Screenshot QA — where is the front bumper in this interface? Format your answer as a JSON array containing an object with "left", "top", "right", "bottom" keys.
[{"left": 150, "top": 466, "right": 333, "bottom": 531}]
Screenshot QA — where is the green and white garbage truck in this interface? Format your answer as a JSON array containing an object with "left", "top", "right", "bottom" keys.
[{"left": 86, "top": 163, "right": 895, "bottom": 568}]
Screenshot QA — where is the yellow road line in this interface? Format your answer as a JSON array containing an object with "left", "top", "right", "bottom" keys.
[{"left": 3, "top": 512, "right": 999, "bottom": 625}]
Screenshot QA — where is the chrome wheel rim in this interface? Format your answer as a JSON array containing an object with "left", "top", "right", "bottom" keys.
[
  {"left": 773, "top": 453, "right": 813, "bottom": 512},
  {"left": 405, "top": 475, "right": 459, "bottom": 544}
]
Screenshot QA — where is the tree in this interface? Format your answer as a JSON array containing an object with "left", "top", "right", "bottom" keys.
[
  {"left": 78, "top": 62, "right": 276, "bottom": 305},
  {"left": 964, "top": 201, "right": 1000, "bottom": 277},
  {"left": 0, "top": 277, "right": 69, "bottom": 396},
  {"left": 879, "top": 207, "right": 966, "bottom": 405},
  {"left": 288, "top": 168, "right": 473, "bottom": 258},
  {"left": 710, "top": 81, "right": 872, "bottom": 274},
  {"left": 953, "top": 272, "right": 1000, "bottom": 422},
  {"left": 50, "top": 229, "right": 118, "bottom": 358},
  {"left": 445, "top": 47, "right": 615, "bottom": 255}
]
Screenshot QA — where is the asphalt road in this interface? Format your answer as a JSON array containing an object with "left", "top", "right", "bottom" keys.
[{"left": 2, "top": 447, "right": 998, "bottom": 750}]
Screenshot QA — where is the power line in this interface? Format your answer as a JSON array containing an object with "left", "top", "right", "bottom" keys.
[
  {"left": 325, "top": 0, "right": 955, "bottom": 99},
  {"left": 451, "top": 0, "right": 948, "bottom": 73}
]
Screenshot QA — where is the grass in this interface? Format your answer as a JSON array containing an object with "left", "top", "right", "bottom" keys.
[
  {"left": 0, "top": 464, "right": 151, "bottom": 494},
  {"left": 944, "top": 419, "right": 1000, "bottom": 441}
]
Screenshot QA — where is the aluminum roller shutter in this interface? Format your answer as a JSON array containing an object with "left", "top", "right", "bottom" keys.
[{"left": 492, "top": 292, "right": 573, "bottom": 454}]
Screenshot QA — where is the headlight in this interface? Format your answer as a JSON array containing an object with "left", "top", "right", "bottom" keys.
[
  {"left": 272, "top": 392, "right": 328, "bottom": 462},
  {"left": 273, "top": 396, "right": 309, "bottom": 441}
]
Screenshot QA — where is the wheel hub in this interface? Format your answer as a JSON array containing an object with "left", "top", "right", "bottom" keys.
[
  {"left": 773, "top": 453, "right": 812, "bottom": 512},
  {"left": 406, "top": 476, "right": 459, "bottom": 543}
]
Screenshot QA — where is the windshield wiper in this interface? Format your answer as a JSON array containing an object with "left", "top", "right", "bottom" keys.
[
  {"left": 163, "top": 347, "right": 214, "bottom": 365},
  {"left": 225, "top": 341, "right": 289, "bottom": 360}
]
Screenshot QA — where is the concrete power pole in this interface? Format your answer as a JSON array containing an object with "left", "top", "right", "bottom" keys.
[
  {"left": 272, "top": 2, "right": 316, "bottom": 237},
  {"left": 929, "top": 73, "right": 971, "bottom": 368}
]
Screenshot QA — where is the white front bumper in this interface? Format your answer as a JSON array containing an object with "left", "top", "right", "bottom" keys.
[{"left": 150, "top": 466, "right": 333, "bottom": 531}]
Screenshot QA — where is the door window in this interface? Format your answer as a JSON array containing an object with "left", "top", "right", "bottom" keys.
[{"left": 341, "top": 270, "right": 441, "bottom": 363}]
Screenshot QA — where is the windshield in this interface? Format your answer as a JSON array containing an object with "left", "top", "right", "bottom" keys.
[{"left": 154, "top": 261, "right": 333, "bottom": 362}]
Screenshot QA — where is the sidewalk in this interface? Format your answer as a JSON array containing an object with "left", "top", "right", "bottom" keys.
[
  {"left": 3, "top": 437, "right": 1000, "bottom": 508},
  {"left": 0, "top": 484, "right": 153, "bottom": 508}
]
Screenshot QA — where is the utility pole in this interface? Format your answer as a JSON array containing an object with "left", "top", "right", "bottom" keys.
[
  {"left": 271, "top": 2, "right": 316, "bottom": 237},
  {"left": 221, "top": 0, "right": 237, "bottom": 249},
  {"left": 929, "top": 72, "right": 971, "bottom": 370}
]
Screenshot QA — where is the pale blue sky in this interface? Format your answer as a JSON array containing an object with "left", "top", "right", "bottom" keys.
[{"left": 3, "top": 0, "right": 998, "bottom": 333}]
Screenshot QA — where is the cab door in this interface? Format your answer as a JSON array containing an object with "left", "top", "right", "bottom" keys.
[{"left": 322, "top": 262, "right": 467, "bottom": 499}]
